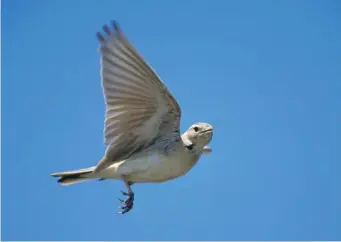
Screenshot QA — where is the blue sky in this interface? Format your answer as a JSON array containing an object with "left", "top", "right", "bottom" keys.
[{"left": 2, "top": 0, "right": 341, "bottom": 240}]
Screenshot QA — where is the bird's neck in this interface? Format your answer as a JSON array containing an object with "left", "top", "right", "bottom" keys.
[{"left": 180, "top": 134, "right": 204, "bottom": 156}]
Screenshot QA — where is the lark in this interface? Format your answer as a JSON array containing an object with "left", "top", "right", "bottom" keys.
[{"left": 52, "top": 21, "right": 214, "bottom": 214}]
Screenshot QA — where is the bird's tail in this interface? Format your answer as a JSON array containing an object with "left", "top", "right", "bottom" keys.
[{"left": 51, "top": 167, "right": 96, "bottom": 185}]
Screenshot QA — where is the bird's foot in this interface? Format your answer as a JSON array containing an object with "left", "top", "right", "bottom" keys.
[{"left": 117, "top": 190, "right": 134, "bottom": 214}]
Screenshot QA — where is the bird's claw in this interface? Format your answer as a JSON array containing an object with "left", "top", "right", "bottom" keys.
[
  {"left": 120, "top": 190, "right": 130, "bottom": 196},
  {"left": 117, "top": 191, "right": 134, "bottom": 214}
]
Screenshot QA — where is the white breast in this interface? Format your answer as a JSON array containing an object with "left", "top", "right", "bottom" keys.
[{"left": 99, "top": 148, "right": 199, "bottom": 183}]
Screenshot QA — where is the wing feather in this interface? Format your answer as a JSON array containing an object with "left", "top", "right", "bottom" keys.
[{"left": 93, "top": 21, "right": 181, "bottom": 173}]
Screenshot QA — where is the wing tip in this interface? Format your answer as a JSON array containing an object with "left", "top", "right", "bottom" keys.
[
  {"left": 110, "top": 20, "right": 120, "bottom": 31},
  {"left": 96, "top": 20, "right": 122, "bottom": 43}
]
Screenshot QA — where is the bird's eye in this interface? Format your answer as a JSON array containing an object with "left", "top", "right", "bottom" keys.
[{"left": 194, "top": 127, "right": 199, "bottom": 132}]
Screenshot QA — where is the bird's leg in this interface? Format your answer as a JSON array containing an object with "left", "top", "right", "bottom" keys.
[{"left": 117, "top": 178, "right": 134, "bottom": 214}]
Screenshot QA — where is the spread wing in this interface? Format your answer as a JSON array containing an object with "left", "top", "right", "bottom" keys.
[{"left": 94, "top": 21, "right": 181, "bottom": 173}]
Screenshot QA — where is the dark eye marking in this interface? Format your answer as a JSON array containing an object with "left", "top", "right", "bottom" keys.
[{"left": 193, "top": 127, "right": 199, "bottom": 132}]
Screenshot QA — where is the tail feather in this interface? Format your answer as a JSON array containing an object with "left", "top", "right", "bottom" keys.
[{"left": 51, "top": 167, "right": 95, "bottom": 186}]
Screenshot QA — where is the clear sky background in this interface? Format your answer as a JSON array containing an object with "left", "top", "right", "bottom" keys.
[{"left": 2, "top": 0, "right": 341, "bottom": 240}]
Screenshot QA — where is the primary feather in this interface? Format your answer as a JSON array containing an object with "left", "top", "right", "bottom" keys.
[{"left": 93, "top": 22, "right": 182, "bottom": 173}]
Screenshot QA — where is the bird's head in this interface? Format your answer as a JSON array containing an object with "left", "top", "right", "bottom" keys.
[{"left": 182, "top": 122, "right": 213, "bottom": 154}]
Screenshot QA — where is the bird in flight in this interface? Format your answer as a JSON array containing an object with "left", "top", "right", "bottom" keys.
[{"left": 51, "top": 21, "right": 214, "bottom": 214}]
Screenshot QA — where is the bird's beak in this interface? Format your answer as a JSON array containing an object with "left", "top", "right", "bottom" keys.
[
  {"left": 200, "top": 128, "right": 213, "bottom": 134},
  {"left": 202, "top": 145, "right": 212, "bottom": 154}
]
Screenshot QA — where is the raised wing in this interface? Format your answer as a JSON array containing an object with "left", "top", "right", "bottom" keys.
[{"left": 94, "top": 21, "right": 181, "bottom": 173}]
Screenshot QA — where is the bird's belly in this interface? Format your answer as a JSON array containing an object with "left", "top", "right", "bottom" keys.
[
  {"left": 105, "top": 150, "right": 195, "bottom": 183},
  {"left": 127, "top": 159, "right": 188, "bottom": 183}
]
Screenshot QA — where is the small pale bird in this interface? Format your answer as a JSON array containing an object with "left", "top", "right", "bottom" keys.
[{"left": 51, "top": 21, "right": 214, "bottom": 214}]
